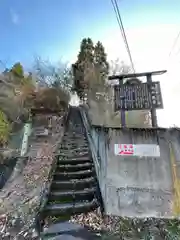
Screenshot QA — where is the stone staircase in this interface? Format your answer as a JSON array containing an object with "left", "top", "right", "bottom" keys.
[{"left": 40, "top": 107, "right": 101, "bottom": 239}]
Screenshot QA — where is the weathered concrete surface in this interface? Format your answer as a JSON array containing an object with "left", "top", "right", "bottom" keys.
[
  {"left": 80, "top": 107, "right": 180, "bottom": 218},
  {"left": 105, "top": 128, "right": 173, "bottom": 218}
]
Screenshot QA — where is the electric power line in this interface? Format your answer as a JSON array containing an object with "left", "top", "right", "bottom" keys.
[
  {"left": 168, "top": 31, "right": 180, "bottom": 58},
  {"left": 111, "top": 0, "right": 136, "bottom": 73},
  {"left": 165, "top": 31, "right": 180, "bottom": 71}
]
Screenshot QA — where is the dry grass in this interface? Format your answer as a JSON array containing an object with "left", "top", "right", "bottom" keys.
[{"left": 70, "top": 208, "right": 180, "bottom": 239}]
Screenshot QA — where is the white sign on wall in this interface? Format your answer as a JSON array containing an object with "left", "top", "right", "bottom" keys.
[{"left": 114, "top": 144, "right": 160, "bottom": 157}]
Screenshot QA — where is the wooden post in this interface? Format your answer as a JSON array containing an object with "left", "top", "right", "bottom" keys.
[
  {"left": 119, "top": 78, "right": 126, "bottom": 127},
  {"left": 146, "top": 74, "right": 158, "bottom": 127},
  {"left": 120, "top": 96, "right": 126, "bottom": 127}
]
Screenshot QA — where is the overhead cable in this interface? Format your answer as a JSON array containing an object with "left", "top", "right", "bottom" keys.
[
  {"left": 168, "top": 31, "right": 180, "bottom": 58},
  {"left": 111, "top": 0, "right": 136, "bottom": 73}
]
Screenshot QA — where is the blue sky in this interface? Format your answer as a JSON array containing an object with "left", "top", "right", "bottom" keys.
[
  {"left": 0, "top": 0, "right": 180, "bottom": 69},
  {"left": 1, "top": 0, "right": 180, "bottom": 126}
]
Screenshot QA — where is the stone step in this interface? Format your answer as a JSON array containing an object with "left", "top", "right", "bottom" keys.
[
  {"left": 43, "top": 198, "right": 99, "bottom": 217},
  {"left": 62, "top": 141, "right": 87, "bottom": 145},
  {"left": 62, "top": 135, "right": 87, "bottom": 139},
  {"left": 62, "top": 138, "right": 87, "bottom": 143},
  {"left": 48, "top": 191, "right": 94, "bottom": 204},
  {"left": 57, "top": 151, "right": 89, "bottom": 157},
  {"left": 51, "top": 177, "right": 96, "bottom": 191},
  {"left": 56, "top": 162, "right": 93, "bottom": 172},
  {"left": 57, "top": 150, "right": 90, "bottom": 157},
  {"left": 56, "top": 157, "right": 91, "bottom": 165},
  {"left": 48, "top": 187, "right": 96, "bottom": 202},
  {"left": 63, "top": 136, "right": 86, "bottom": 139},
  {"left": 53, "top": 169, "right": 94, "bottom": 181},
  {"left": 59, "top": 145, "right": 89, "bottom": 150},
  {"left": 60, "top": 147, "right": 89, "bottom": 152},
  {"left": 62, "top": 139, "right": 86, "bottom": 142}
]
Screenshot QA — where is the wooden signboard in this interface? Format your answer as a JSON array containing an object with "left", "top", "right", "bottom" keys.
[{"left": 114, "top": 81, "right": 163, "bottom": 111}]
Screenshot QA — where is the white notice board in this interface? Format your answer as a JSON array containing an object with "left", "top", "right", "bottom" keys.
[{"left": 114, "top": 144, "right": 160, "bottom": 157}]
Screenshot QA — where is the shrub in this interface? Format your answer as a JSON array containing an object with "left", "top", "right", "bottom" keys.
[{"left": 0, "top": 110, "right": 11, "bottom": 146}]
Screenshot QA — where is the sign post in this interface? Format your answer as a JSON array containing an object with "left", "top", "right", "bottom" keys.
[
  {"left": 120, "top": 96, "right": 126, "bottom": 127},
  {"left": 109, "top": 70, "right": 166, "bottom": 127},
  {"left": 118, "top": 77, "right": 126, "bottom": 128},
  {"left": 147, "top": 74, "right": 157, "bottom": 127}
]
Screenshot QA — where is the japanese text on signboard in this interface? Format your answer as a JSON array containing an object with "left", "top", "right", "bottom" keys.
[
  {"left": 114, "top": 81, "right": 163, "bottom": 111},
  {"left": 114, "top": 144, "right": 160, "bottom": 157},
  {"left": 116, "top": 144, "right": 134, "bottom": 155}
]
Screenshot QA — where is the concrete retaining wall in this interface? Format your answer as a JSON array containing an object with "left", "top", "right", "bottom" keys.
[
  {"left": 80, "top": 107, "right": 180, "bottom": 218},
  {"left": 87, "top": 98, "right": 151, "bottom": 128}
]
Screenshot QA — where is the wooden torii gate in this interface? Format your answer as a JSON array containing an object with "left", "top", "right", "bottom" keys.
[{"left": 108, "top": 70, "right": 167, "bottom": 127}]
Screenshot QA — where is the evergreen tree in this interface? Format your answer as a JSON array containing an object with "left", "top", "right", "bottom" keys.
[
  {"left": 94, "top": 41, "right": 109, "bottom": 87},
  {"left": 72, "top": 38, "right": 109, "bottom": 98},
  {"left": 77, "top": 38, "right": 94, "bottom": 64},
  {"left": 72, "top": 38, "right": 109, "bottom": 100},
  {"left": 73, "top": 38, "right": 94, "bottom": 99}
]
